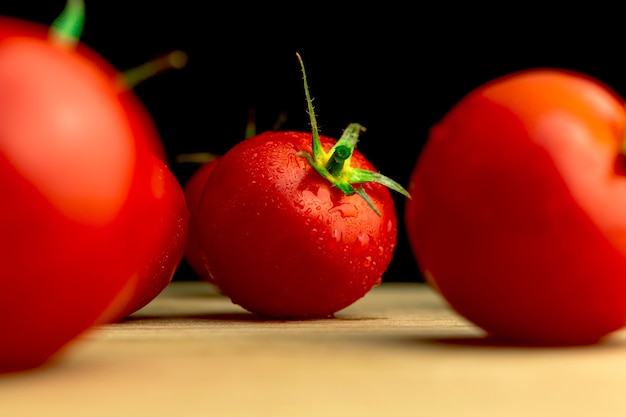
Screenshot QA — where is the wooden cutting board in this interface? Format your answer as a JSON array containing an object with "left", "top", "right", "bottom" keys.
[{"left": 2, "top": 281, "right": 626, "bottom": 417}]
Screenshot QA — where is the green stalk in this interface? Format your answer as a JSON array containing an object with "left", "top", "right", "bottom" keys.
[
  {"left": 117, "top": 50, "right": 188, "bottom": 90},
  {"left": 295, "top": 53, "right": 411, "bottom": 216},
  {"left": 49, "top": 0, "right": 85, "bottom": 48}
]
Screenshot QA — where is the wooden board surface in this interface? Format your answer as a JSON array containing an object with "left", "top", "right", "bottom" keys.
[{"left": 2, "top": 281, "right": 626, "bottom": 417}]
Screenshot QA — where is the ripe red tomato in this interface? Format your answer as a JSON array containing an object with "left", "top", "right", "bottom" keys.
[
  {"left": 179, "top": 110, "right": 286, "bottom": 283},
  {"left": 2, "top": 4, "right": 189, "bottom": 322},
  {"left": 197, "top": 131, "right": 398, "bottom": 318},
  {"left": 405, "top": 69, "right": 626, "bottom": 345},
  {"left": 0, "top": 3, "right": 187, "bottom": 372},
  {"left": 108, "top": 156, "right": 189, "bottom": 322},
  {"left": 0, "top": 9, "right": 169, "bottom": 163},
  {"left": 195, "top": 55, "right": 409, "bottom": 318},
  {"left": 181, "top": 154, "right": 221, "bottom": 283}
]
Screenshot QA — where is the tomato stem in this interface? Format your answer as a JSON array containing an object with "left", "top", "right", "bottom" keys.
[
  {"left": 175, "top": 152, "right": 219, "bottom": 164},
  {"left": 295, "top": 53, "right": 411, "bottom": 216},
  {"left": 116, "top": 50, "right": 188, "bottom": 91},
  {"left": 271, "top": 111, "right": 289, "bottom": 131},
  {"left": 296, "top": 53, "right": 324, "bottom": 164},
  {"left": 326, "top": 146, "right": 351, "bottom": 176},
  {"left": 245, "top": 108, "right": 257, "bottom": 139},
  {"left": 49, "top": 0, "right": 85, "bottom": 48}
]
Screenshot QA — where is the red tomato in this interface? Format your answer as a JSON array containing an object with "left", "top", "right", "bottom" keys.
[
  {"left": 0, "top": 13, "right": 169, "bottom": 163},
  {"left": 405, "top": 69, "right": 626, "bottom": 345},
  {"left": 196, "top": 130, "right": 399, "bottom": 318},
  {"left": 195, "top": 54, "right": 409, "bottom": 318},
  {"left": 179, "top": 109, "right": 282, "bottom": 283},
  {"left": 0, "top": 7, "right": 189, "bottom": 322},
  {"left": 0, "top": 5, "right": 187, "bottom": 372},
  {"left": 182, "top": 155, "right": 221, "bottom": 283},
  {"left": 108, "top": 156, "right": 189, "bottom": 322}
]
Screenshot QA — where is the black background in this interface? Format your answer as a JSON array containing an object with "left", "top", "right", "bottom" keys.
[{"left": 2, "top": 2, "right": 624, "bottom": 283}]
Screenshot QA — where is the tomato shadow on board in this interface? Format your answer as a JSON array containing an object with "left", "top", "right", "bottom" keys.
[
  {"left": 122, "top": 312, "right": 270, "bottom": 323},
  {"left": 121, "top": 312, "right": 385, "bottom": 324},
  {"left": 392, "top": 333, "right": 625, "bottom": 349}
]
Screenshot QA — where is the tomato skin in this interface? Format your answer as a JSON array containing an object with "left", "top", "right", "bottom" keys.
[
  {"left": 0, "top": 16, "right": 187, "bottom": 371},
  {"left": 182, "top": 157, "right": 221, "bottom": 283},
  {"left": 196, "top": 131, "right": 398, "bottom": 319},
  {"left": 405, "top": 69, "right": 626, "bottom": 345}
]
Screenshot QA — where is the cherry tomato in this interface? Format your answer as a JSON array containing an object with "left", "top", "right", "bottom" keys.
[
  {"left": 0, "top": 10, "right": 169, "bottom": 163},
  {"left": 181, "top": 155, "right": 221, "bottom": 283},
  {"left": 0, "top": 2, "right": 187, "bottom": 372},
  {"left": 108, "top": 155, "right": 189, "bottom": 321},
  {"left": 195, "top": 54, "right": 409, "bottom": 318},
  {"left": 405, "top": 69, "right": 626, "bottom": 345},
  {"left": 178, "top": 110, "right": 282, "bottom": 283},
  {"left": 2, "top": 3, "right": 189, "bottom": 322}
]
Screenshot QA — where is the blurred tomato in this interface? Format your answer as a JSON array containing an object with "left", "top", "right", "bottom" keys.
[
  {"left": 181, "top": 155, "right": 220, "bottom": 283},
  {"left": 0, "top": 3, "right": 187, "bottom": 372},
  {"left": 405, "top": 69, "right": 626, "bottom": 345}
]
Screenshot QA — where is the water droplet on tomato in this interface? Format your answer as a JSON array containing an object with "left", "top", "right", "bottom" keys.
[
  {"left": 328, "top": 203, "right": 358, "bottom": 218},
  {"left": 325, "top": 228, "right": 343, "bottom": 250},
  {"left": 350, "top": 232, "right": 371, "bottom": 254},
  {"left": 358, "top": 232, "right": 370, "bottom": 247},
  {"left": 287, "top": 153, "right": 306, "bottom": 170},
  {"left": 363, "top": 256, "right": 372, "bottom": 267}
]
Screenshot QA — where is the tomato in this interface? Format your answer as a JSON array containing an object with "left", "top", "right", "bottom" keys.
[
  {"left": 195, "top": 54, "right": 409, "bottom": 318},
  {"left": 181, "top": 154, "right": 221, "bottom": 283},
  {"left": 405, "top": 68, "right": 626, "bottom": 345},
  {"left": 0, "top": 1, "right": 187, "bottom": 372},
  {"left": 108, "top": 155, "right": 189, "bottom": 322},
  {"left": 178, "top": 110, "right": 281, "bottom": 283},
  {"left": 0, "top": 8, "right": 170, "bottom": 163}
]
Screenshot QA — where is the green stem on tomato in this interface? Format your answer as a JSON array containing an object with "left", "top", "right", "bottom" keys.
[
  {"left": 297, "top": 53, "right": 324, "bottom": 164},
  {"left": 116, "top": 50, "right": 188, "bottom": 91},
  {"left": 271, "top": 111, "right": 289, "bottom": 131},
  {"left": 174, "top": 152, "right": 219, "bottom": 164},
  {"left": 326, "top": 145, "right": 351, "bottom": 176},
  {"left": 47, "top": 0, "right": 187, "bottom": 92},
  {"left": 245, "top": 108, "right": 257, "bottom": 139},
  {"left": 49, "top": 0, "right": 85, "bottom": 48},
  {"left": 295, "top": 52, "right": 411, "bottom": 216}
]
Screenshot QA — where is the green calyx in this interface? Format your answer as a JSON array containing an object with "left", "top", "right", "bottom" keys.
[{"left": 295, "top": 53, "right": 411, "bottom": 216}]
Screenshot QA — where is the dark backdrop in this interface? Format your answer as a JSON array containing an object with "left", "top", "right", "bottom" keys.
[{"left": 2, "top": 2, "right": 624, "bottom": 282}]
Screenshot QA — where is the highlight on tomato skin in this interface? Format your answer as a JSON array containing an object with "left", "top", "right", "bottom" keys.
[
  {"left": 404, "top": 68, "right": 626, "bottom": 346},
  {"left": 0, "top": 0, "right": 188, "bottom": 373},
  {"left": 0, "top": 16, "right": 170, "bottom": 163}
]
